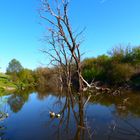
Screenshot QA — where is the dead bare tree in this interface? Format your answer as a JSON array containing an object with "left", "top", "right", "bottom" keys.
[
  {"left": 41, "top": 31, "right": 72, "bottom": 90},
  {"left": 39, "top": 0, "right": 91, "bottom": 92}
]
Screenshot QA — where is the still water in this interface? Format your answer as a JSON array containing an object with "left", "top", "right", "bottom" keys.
[{"left": 0, "top": 90, "right": 140, "bottom": 140}]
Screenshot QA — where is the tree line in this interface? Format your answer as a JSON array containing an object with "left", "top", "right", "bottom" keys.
[
  {"left": 5, "top": 59, "right": 62, "bottom": 90},
  {"left": 5, "top": 45, "right": 140, "bottom": 91},
  {"left": 82, "top": 45, "right": 140, "bottom": 89}
]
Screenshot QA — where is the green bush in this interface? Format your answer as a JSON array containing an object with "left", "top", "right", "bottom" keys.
[
  {"left": 108, "top": 63, "right": 134, "bottom": 85},
  {"left": 82, "top": 45, "right": 140, "bottom": 86}
]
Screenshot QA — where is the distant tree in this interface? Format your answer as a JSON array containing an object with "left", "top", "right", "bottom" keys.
[
  {"left": 34, "top": 67, "right": 56, "bottom": 88},
  {"left": 131, "top": 46, "right": 140, "bottom": 65},
  {"left": 108, "top": 45, "right": 133, "bottom": 63},
  {"left": 6, "top": 59, "right": 23, "bottom": 74},
  {"left": 108, "top": 63, "right": 134, "bottom": 85},
  {"left": 82, "top": 55, "right": 111, "bottom": 83}
]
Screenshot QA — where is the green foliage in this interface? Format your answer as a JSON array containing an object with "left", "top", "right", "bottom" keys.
[
  {"left": 18, "top": 69, "right": 35, "bottom": 85},
  {"left": 4, "top": 59, "right": 35, "bottom": 90},
  {"left": 34, "top": 67, "right": 53, "bottom": 88},
  {"left": 6, "top": 59, "right": 23, "bottom": 74},
  {"left": 108, "top": 45, "right": 140, "bottom": 65},
  {"left": 131, "top": 46, "right": 140, "bottom": 65},
  {"left": 0, "top": 73, "right": 17, "bottom": 92},
  {"left": 82, "top": 55, "right": 111, "bottom": 83},
  {"left": 82, "top": 58, "right": 96, "bottom": 82},
  {"left": 82, "top": 45, "right": 140, "bottom": 86},
  {"left": 108, "top": 63, "right": 134, "bottom": 84},
  {"left": 1, "top": 45, "right": 140, "bottom": 91}
]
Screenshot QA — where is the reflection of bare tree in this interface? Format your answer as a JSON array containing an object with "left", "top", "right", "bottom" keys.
[
  {"left": 0, "top": 105, "right": 7, "bottom": 140},
  {"left": 0, "top": 124, "right": 7, "bottom": 140},
  {"left": 108, "top": 113, "right": 140, "bottom": 140},
  {"left": 74, "top": 93, "right": 85, "bottom": 140},
  {"left": 39, "top": 0, "right": 92, "bottom": 92},
  {"left": 46, "top": 89, "right": 93, "bottom": 140}
]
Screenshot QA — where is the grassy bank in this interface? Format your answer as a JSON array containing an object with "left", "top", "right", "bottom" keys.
[{"left": 0, "top": 73, "right": 17, "bottom": 92}]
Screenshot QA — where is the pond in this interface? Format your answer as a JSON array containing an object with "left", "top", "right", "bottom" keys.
[{"left": 0, "top": 90, "right": 140, "bottom": 140}]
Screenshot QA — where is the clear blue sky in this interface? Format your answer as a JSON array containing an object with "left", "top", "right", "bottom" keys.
[{"left": 0, "top": 0, "right": 140, "bottom": 72}]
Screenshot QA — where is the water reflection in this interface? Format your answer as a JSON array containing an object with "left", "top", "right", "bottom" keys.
[
  {"left": 43, "top": 90, "right": 88, "bottom": 140},
  {"left": 90, "top": 91, "right": 140, "bottom": 117},
  {"left": 108, "top": 117, "right": 140, "bottom": 140},
  {"left": 6, "top": 89, "right": 32, "bottom": 113},
  {"left": 7, "top": 95, "right": 24, "bottom": 113},
  {"left": 43, "top": 89, "right": 140, "bottom": 140},
  {"left": 0, "top": 89, "right": 140, "bottom": 140},
  {"left": 0, "top": 97, "right": 8, "bottom": 140},
  {"left": 0, "top": 124, "right": 8, "bottom": 140}
]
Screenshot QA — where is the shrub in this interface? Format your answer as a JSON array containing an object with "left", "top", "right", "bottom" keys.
[{"left": 108, "top": 63, "right": 134, "bottom": 85}]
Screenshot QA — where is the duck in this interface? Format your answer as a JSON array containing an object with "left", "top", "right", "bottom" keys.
[
  {"left": 49, "top": 111, "right": 61, "bottom": 118},
  {"left": 49, "top": 111, "right": 55, "bottom": 118},
  {"left": 55, "top": 113, "right": 61, "bottom": 118}
]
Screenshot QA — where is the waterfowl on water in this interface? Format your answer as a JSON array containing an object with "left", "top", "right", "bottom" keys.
[
  {"left": 49, "top": 111, "right": 55, "bottom": 118},
  {"left": 49, "top": 111, "right": 61, "bottom": 118},
  {"left": 55, "top": 114, "right": 61, "bottom": 118}
]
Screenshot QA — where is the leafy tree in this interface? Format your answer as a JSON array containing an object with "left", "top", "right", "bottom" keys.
[
  {"left": 18, "top": 69, "right": 35, "bottom": 85},
  {"left": 82, "top": 55, "right": 111, "bottom": 83},
  {"left": 108, "top": 63, "right": 134, "bottom": 85},
  {"left": 34, "top": 67, "right": 56, "bottom": 88},
  {"left": 131, "top": 46, "right": 140, "bottom": 65},
  {"left": 82, "top": 46, "right": 140, "bottom": 86},
  {"left": 82, "top": 58, "right": 96, "bottom": 82},
  {"left": 6, "top": 59, "right": 23, "bottom": 74},
  {"left": 108, "top": 45, "right": 125, "bottom": 62}
]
